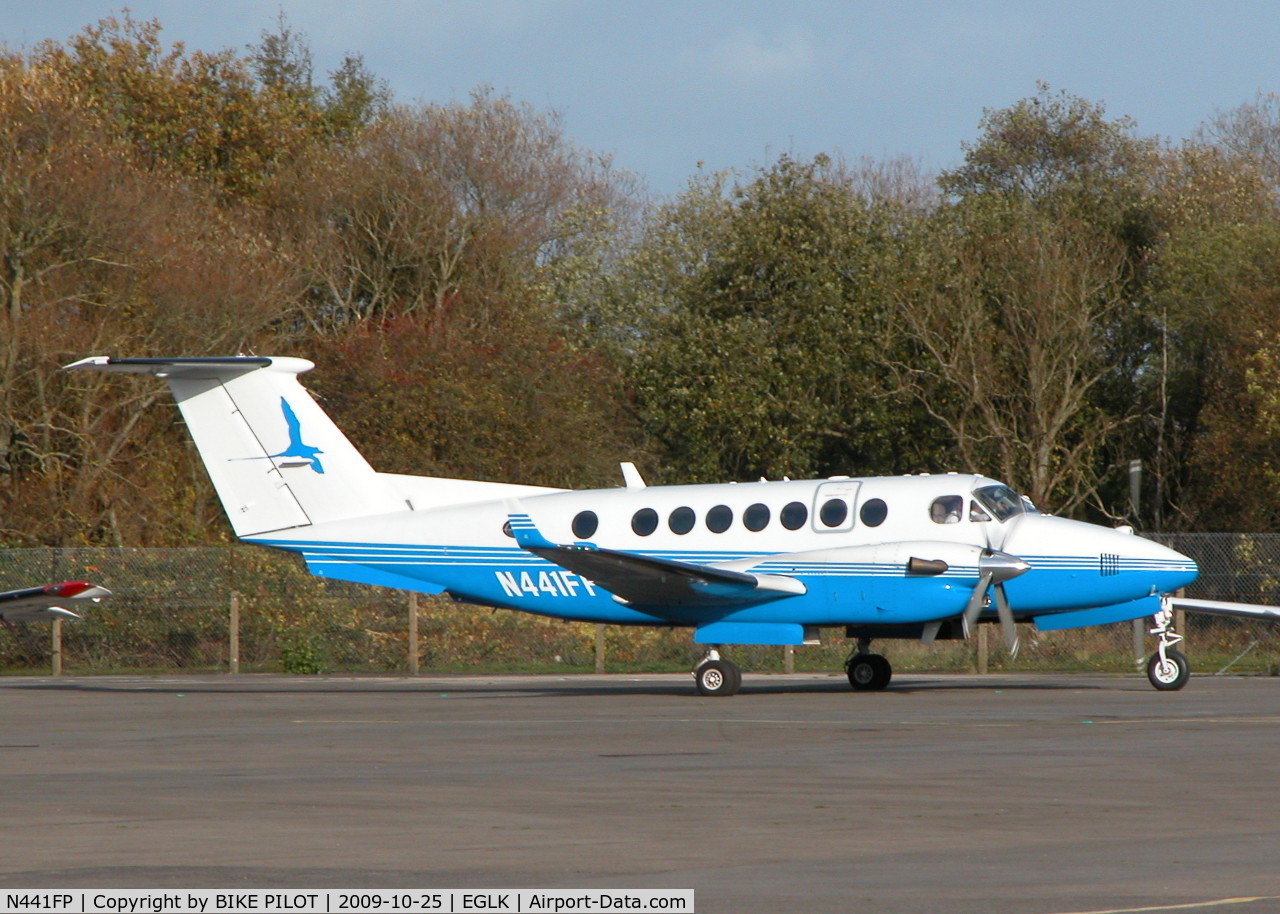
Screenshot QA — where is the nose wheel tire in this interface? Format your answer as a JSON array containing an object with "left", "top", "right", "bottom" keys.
[
  {"left": 847, "top": 653, "right": 892, "bottom": 691},
  {"left": 695, "top": 658, "right": 742, "bottom": 696},
  {"left": 1146, "top": 648, "right": 1189, "bottom": 691}
]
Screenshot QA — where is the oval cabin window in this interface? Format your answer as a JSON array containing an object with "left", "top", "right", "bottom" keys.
[
  {"left": 631, "top": 508, "right": 659, "bottom": 536},
  {"left": 572, "top": 510, "right": 598, "bottom": 539},
  {"left": 706, "top": 505, "right": 733, "bottom": 533},
  {"left": 743, "top": 503, "right": 770, "bottom": 531},
  {"left": 669, "top": 506, "right": 696, "bottom": 535},
  {"left": 860, "top": 498, "right": 888, "bottom": 527},
  {"left": 780, "top": 501, "right": 808, "bottom": 530},
  {"left": 819, "top": 498, "right": 848, "bottom": 528}
]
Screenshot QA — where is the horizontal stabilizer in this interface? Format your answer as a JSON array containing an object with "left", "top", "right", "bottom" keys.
[{"left": 66, "top": 356, "right": 405, "bottom": 536}]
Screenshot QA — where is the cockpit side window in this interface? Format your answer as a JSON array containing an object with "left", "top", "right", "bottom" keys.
[
  {"left": 969, "top": 500, "right": 992, "bottom": 523},
  {"left": 929, "top": 495, "right": 964, "bottom": 524},
  {"left": 973, "top": 484, "right": 1036, "bottom": 522}
]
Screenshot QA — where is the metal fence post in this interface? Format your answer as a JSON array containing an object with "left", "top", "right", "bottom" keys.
[
  {"left": 594, "top": 624, "right": 605, "bottom": 673},
  {"left": 409, "top": 591, "right": 420, "bottom": 675},
  {"left": 229, "top": 591, "right": 240, "bottom": 675},
  {"left": 51, "top": 618, "right": 62, "bottom": 677}
]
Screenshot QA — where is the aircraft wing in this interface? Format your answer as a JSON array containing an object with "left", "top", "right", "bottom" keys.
[
  {"left": 1164, "top": 596, "right": 1280, "bottom": 622},
  {"left": 506, "top": 510, "right": 805, "bottom": 608},
  {"left": 0, "top": 581, "right": 111, "bottom": 623}
]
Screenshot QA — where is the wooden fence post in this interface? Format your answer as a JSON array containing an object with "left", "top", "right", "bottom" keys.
[
  {"left": 51, "top": 618, "right": 62, "bottom": 677},
  {"left": 594, "top": 624, "right": 605, "bottom": 674},
  {"left": 229, "top": 592, "right": 240, "bottom": 675},
  {"left": 409, "top": 592, "right": 420, "bottom": 675},
  {"left": 977, "top": 624, "right": 989, "bottom": 675}
]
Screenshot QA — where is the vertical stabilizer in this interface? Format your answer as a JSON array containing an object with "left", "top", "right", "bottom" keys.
[{"left": 65, "top": 356, "right": 404, "bottom": 537}]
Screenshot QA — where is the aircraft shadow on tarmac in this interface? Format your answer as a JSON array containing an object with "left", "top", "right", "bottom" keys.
[{"left": 2, "top": 672, "right": 1114, "bottom": 698}]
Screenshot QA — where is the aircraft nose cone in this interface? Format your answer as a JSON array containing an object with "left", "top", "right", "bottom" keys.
[
  {"left": 1155, "top": 541, "right": 1199, "bottom": 591},
  {"left": 999, "top": 515, "right": 1201, "bottom": 611}
]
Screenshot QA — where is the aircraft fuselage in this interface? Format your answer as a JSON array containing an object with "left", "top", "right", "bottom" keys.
[{"left": 251, "top": 472, "right": 1197, "bottom": 633}]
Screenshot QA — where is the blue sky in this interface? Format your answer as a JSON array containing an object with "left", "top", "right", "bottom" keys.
[{"left": 3, "top": 1, "right": 1278, "bottom": 196}]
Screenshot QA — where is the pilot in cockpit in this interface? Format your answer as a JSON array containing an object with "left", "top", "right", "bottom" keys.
[{"left": 930, "top": 495, "right": 963, "bottom": 524}]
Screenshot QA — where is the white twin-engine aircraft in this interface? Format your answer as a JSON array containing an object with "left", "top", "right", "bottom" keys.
[
  {"left": 0, "top": 580, "right": 111, "bottom": 624},
  {"left": 66, "top": 355, "right": 1280, "bottom": 695}
]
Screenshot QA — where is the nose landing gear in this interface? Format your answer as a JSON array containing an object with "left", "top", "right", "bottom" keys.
[{"left": 1147, "top": 604, "right": 1190, "bottom": 691}]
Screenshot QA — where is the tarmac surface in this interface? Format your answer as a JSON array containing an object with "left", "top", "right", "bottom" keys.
[{"left": 3, "top": 671, "right": 1280, "bottom": 914}]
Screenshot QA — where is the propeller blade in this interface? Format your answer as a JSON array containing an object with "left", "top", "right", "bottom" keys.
[
  {"left": 962, "top": 550, "right": 1031, "bottom": 641},
  {"left": 963, "top": 570, "right": 994, "bottom": 633},
  {"left": 993, "top": 582, "right": 1019, "bottom": 657}
]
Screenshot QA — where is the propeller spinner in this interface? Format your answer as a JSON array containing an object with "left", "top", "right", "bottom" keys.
[{"left": 962, "top": 549, "right": 1032, "bottom": 655}]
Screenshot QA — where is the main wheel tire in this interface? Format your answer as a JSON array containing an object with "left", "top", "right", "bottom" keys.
[
  {"left": 847, "top": 654, "right": 891, "bottom": 691},
  {"left": 847, "top": 656, "right": 874, "bottom": 690},
  {"left": 1146, "top": 649, "right": 1190, "bottom": 691},
  {"left": 869, "top": 653, "right": 892, "bottom": 690},
  {"left": 849, "top": 650, "right": 890, "bottom": 686},
  {"left": 696, "top": 659, "right": 741, "bottom": 697}
]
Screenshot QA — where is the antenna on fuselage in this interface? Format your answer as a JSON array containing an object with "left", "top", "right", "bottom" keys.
[{"left": 620, "top": 462, "right": 646, "bottom": 489}]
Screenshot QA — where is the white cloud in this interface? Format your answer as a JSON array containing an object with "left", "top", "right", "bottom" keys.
[{"left": 705, "top": 26, "right": 817, "bottom": 83}]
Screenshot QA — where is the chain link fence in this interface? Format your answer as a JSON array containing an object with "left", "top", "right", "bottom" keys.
[{"left": 2, "top": 536, "right": 1279, "bottom": 677}]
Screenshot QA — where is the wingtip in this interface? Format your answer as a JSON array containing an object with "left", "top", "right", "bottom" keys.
[{"left": 62, "top": 356, "right": 111, "bottom": 371}]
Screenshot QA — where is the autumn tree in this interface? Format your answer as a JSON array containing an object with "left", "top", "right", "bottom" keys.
[
  {"left": 266, "top": 88, "right": 632, "bottom": 335},
  {"left": 259, "top": 88, "right": 647, "bottom": 487},
  {"left": 34, "top": 13, "right": 371, "bottom": 201},
  {"left": 0, "top": 12, "right": 656, "bottom": 545},
  {"left": 615, "top": 155, "right": 941, "bottom": 483},
  {"left": 1199, "top": 91, "right": 1280, "bottom": 193},
  {"left": 0, "top": 19, "right": 316, "bottom": 544},
  {"left": 890, "top": 207, "right": 1131, "bottom": 512},
  {"left": 1144, "top": 136, "right": 1280, "bottom": 529},
  {"left": 890, "top": 87, "right": 1163, "bottom": 517}
]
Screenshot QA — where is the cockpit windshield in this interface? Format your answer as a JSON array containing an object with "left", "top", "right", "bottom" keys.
[{"left": 973, "top": 484, "right": 1037, "bottom": 522}]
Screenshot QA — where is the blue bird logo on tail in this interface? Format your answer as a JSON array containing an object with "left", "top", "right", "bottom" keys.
[{"left": 269, "top": 397, "right": 325, "bottom": 473}]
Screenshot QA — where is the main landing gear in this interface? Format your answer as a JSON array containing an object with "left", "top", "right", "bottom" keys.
[
  {"left": 845, "top": 638, "right": 892, "bottom": 691},
  {"left": 690, "top": 641, "right": 895, "bottom": 697},
  {"left": 693, "top": 650, "right": 742, "bottom": 697},
  {"left": 1146, "top": 604, "right": 1190, "bottom": 691}
]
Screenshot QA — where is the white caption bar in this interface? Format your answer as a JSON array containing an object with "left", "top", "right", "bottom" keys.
[{"left": 2, "top": 892, "right": 695, "bottom": 914}]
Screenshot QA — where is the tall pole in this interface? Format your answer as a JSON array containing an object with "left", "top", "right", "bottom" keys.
[{"left": 1129, "top": 459, "right": 1142, "bottom": 523}]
